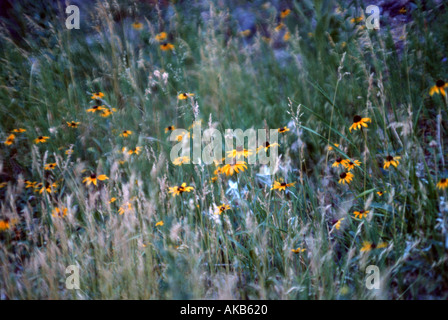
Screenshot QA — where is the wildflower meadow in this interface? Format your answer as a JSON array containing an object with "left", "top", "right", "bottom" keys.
[{"left": 0, "top": 0, "right": 447, "bottom": 300}]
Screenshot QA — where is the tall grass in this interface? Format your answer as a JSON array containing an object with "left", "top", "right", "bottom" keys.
[{"left": 0, "top": 0, "right": 447, "bottom": 299}]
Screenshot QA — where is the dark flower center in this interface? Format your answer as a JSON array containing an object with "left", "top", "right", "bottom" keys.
[
  {"left": 220, "top": 206, "right": 226, "bottom": 212},
  {"left": 359, "top": 210, "right": 365, "bottom": 213},
  {"left": 436, "top": 79, "right": 445, "bottom": 88},
  {"left": 349, "top": 162, "right": 354, "bottom": 165},
  {"left": 167, "top": 126, "right": 173, "bottom": 130},
  {"left": 353, "top": 115, "right": 362, "bottom": 123},
  {"left": 38, "top": 136, "right": 43, "bottom": 139},
  {"left": 371, "top": 244, "right": 376, "bottom": 249},
  {"left": 263, "top": 141, "right": 270, "bottom": 147},
  {"left": 336, "top": 157, "right": 342, "bottom": 162},
  {"left": 90, "top": 174, "right": 96, "bottom": 179},
  {"left": 340, "top": 172, "right": 347, "bottom": 178},
  {"left": 386, "top": 155, "right": 394, "bottom": 161},
  {"left": 281, "top": 182, "right": 287, "bottom": 187},
  {"left": 441, "top": 178, "right": 446, "bottom": 183}
]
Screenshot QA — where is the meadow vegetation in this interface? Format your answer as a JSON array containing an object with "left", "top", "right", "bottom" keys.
[{"left": 0, "top": 0, "right": 447, "bottom": 299}]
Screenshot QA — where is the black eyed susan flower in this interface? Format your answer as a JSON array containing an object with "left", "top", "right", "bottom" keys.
[
  {"left": 239, "top": 29, "right": 251, "bottom": 37},
  {"left": 100, "top": 107, "right": 117, "bottom": 117},
  {"left": 126, "top": 146, "right": 142, "bottom": 155},
  {"left": 332, "top": 157, "right": 346, "bottom": 168},
  {"left": 118, "top": 202, "right": 133, "bottom": 215},
  {"left": 52, "top": 207, "right": 68, "bottom": 218},
  {"left": 38, "top": 182, "right": 58, "bottom": 194},
  {"left": 178, "top": 92, "right": 194, "bottom": 100},
  {"left": 25, "top": 180, "right": 36, "bottom": 189},
  {"left": 429, "top": 80, "right": 448, "bottom": 97},
  {"left": 291, "top": 247, "right": 306, "bottom": 254},
  {"left": 280, "top": 9, "right": 291, "bottom": 18},
  {"left": 176, "top": 132, "right": 190, "bottom": 142},
  {"left": 345, "top": 159, "right": 361, "bottom": 171},
  {"left": 155, "top": 32, "right": 167, "bottom": 42},
  {"left": 91, "top": 92, "right": 104, "bottom": 100},
  {"left": 109, "top": 197, "right": 117, "bottom": 203},
  {"left": 210, "top": 176, "right": 218, "bottom": 183},
  {"left": 34, "top": 136, "right": 50, "bottom": 144},
  {"left": 398, "top": 7, "right": 407, "bottom": 14},
  {"left": 334, "top": 218, "right": 345, "bottom": 230},
  {"left": 82, "top": 173, "right": 109, "bottom": 186},
  {"left": 132, "top": 22, "right": 143, "bottom": 30},
  {"left": 4, "top": 134, "right": 15, "bottom": 146},
  {"left": 350, "top": 16, "right": 364, "bottom": 23},
  {"left": 221, "top": 160, "right": 247, "bottom": 176},
  {"left": 160, "top": 43, "right": 174, "bottom": 51},
  {"left": 283, "top": 31, "right": 291, "bottom": 41},
  {"left": 213, "top": 166, "right": 222, "bottom": 176},
  {"left": 0, "top": 182, "right": 7, "bottom": 189},
  {"left": 353, "top": 210, "right": 369, "bottom": 219},
  {"left": 155, "top": 220, "right": 164, "bottom": 227},
  {"left": 338, "top": 171, "right": 354, "bottom": 184},
  {"left": 226, "top": 146, "right": 253, "bottom": 159},
  {"left": 277, "top": 126, "right": 290, "bottom": 134},
  {"left": 275, "top": 23, "right": 285, "bottom": 31},
  {"left": 168, "top": 183, "right": 194, "bottom": 196},
  {"left": 33, "top": 183, "right": 42, "bottom": 192},
  {"left": 360, "top": 241, "right": 387, "bottom": 252},
  {"left": 173, "top": 156, "right": 190, "bottom": 165},
  {"left": 349, "top": 115, "right": 371, "bottom": 132},
  {"left": 67, "top": 121, "right": 80, "bottom": 128},
  {"left": 0, "top": 218, "right": 18, "bottom": 231},
  {"left": 119, "top": 130, "right": 132, "bottom": 138},
  {"left": 257, "top": 141, "right": 280, "bottom": 153},
  {"left": 12, "top": 128, "right": 26, "bottom": 133},
  {"left": 271, "top": 181, "right": 296, "bottom": 191},
  {"left": 165, "top": 125, "right": 175, "bottom": 133},
  {"left": 215, "top": 204, "right": 231, "bottom": 215},
  {"left": 383, "top": 155, "right": 401, "bottom": 169},
  {"left": 44, "top": 163, "right": 57, "bottom": 171},
  {"left": 87, "top": 105, "right": 104, "bottom": 113},
  {"left": 377, "top": 191, "right": 385, "bottom": 196},
  {"left": 328, "top": 143, "right": 340, "bottom": 151},
  {"left": 437, "top": 178, "right": 448, "bottom": 190}
]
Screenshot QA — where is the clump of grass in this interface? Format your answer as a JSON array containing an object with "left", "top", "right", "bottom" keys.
[{"left": 0, "top": 0, "right": 447, "bottom": 299}]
